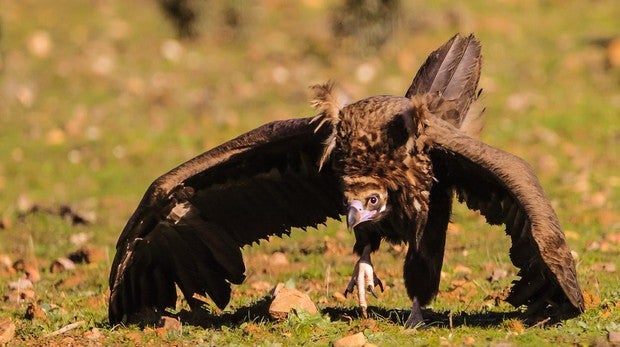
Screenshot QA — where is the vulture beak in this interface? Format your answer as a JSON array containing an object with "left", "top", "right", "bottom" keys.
[{"left": 347, "top": 200, "right": 377, "bottom": 231}]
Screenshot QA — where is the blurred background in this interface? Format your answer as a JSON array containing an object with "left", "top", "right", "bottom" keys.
[{"left": 0, "top": 0, "right": 619, "bottom": 342}]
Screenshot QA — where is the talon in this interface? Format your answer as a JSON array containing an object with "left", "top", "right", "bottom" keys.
[
  {"left": 368, "top": 285, "right": 377, "bottom": 298},
  {"left": 375, "top": 277, "right": 384, "bottom": 292},
  {"left": 343, "top": 244, "right": 384, "bottom": 316}
]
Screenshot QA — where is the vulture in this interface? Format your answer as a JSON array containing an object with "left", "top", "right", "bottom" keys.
[{"left": 108, "top": 34, "right": 584, "bottom": 327}]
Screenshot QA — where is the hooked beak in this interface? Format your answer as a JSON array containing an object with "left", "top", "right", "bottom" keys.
[{"left": 347, "top": 200, "right": 377, "bottom": 231}]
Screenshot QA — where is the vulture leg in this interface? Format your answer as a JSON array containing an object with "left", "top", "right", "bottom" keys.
[
  {"left": 405, "top": 297, "right": 424, "bottom": 328},
  {"left": 343, "top": 244, "right": 384, "bottom": 317}
]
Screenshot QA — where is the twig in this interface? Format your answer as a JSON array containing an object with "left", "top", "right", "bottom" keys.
[
  {"left": 44, "top": 320, "right": 85, "bottom": 337},
  {"left": 528, "top": 317, "right": 551, "bottom": 329}
]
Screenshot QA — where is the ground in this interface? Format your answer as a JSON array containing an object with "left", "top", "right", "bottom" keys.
[{"left": 0, "top": 0, "right": 619, "bottom": 345}]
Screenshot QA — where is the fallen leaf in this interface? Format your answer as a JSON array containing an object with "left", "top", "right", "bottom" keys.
[
  {"left": 333, "top": 332, "right": 366, "bottom": 347},
  {"left": 609, "top": 331, "right": 620, "bottom": 343},
  {"left": 582, "top": 290, "right": 601, "bottom": 309}
]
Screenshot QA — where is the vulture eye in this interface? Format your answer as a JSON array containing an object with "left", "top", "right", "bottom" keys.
[{"left": 368, "top": 195, "right": 379, "bottom": 206}]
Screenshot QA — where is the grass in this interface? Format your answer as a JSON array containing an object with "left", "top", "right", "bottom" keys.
[{"left": 1, "top": 0, "right": 619, "bottom": 345}]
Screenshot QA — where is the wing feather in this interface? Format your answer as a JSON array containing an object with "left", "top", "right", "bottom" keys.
[
  {"left": 405, "top": 33, "right": 482, "bottom": 128},
  {"left": 109, "top": 117, "right": 343, "bottom": 324},
  {"left": 425, "top": 115, "right": 584, "bottom": 314}
]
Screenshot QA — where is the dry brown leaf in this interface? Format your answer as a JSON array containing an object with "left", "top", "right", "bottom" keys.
[{"left": 583, "top": 290, "right": 601, "bottom": 309}]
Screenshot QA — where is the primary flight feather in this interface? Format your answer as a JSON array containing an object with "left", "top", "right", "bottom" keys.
[{"left": 108, "top": 34, "right": 583, "bottom": 327}]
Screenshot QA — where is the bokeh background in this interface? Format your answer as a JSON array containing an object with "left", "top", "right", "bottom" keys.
[{"left": 1, "top": 0, "right": 619, "bottom": 345}]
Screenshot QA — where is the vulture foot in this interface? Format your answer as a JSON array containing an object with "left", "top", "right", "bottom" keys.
[
  {"left": 404, "top": 297, "right": 424, "bottom": 328},
  {"left": 343, "top": 245, "right": 384, "bottom": 318}
]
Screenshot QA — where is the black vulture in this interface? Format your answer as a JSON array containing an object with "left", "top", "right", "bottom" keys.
[{"left": 108, "top": 34, "right": 584, "bottom": 327}]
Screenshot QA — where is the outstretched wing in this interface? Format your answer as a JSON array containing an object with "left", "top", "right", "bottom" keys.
[
  {"left": 424, "top": 114, "right": 584, "bottom": 314},
  {"left": 108, "top": 117, "right": 343, "bottom": 324}
]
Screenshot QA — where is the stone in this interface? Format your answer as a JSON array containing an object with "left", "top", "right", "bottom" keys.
[
  {"left": 268, "top": 287, "right": 318, "bottom": 321},
  {"left": 333, "top": 332, "right": 366, "bottom": 347}
]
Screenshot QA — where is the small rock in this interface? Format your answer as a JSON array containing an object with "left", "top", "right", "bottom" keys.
[
  {"left": 55, "top": 272, "right": 85, "bottom": 289},
  {"left": 591, "top": 263, "right": 616, "bottom": 273},
  {"left": 69, "top": 232, "right": 90, "bottom": 246},
  {"left": 269, "top": 252, "right": 289, "bottom": 266},
  {"left": 607, "top": 37, "right": 620, "bottom": 68},
  {"left": 609, "top": 331, "right": 620, "bottom": 343},
  {"left": 269, "top": 287, "right": 318, "bottom": 321},
  {"left": 0, "top": 317, "right": 16, "bottom": 343},
  {"left": 0, "top": 255, "right": 14, "bottom": 276},
  {"left": 8, "top": 278, "right": 33, "bottom": 291},
  {"left": 68, "top": 247, "right": 105, "bottom": 264},
  {"left": 83, "top": 327, "right": 101, "bottom": 341},
  {"left": 155, "top": 316, "right": 182, "bottom": 337},
  {"left": 4, "top": 289, "right": 36, "bottom": 302},
  {"left": 25, "top": 302, "right": 47, "bottom": 320},
  {"left": 250, "top": 280, "right": 272, "bottom": 291},
  {"left": 453, "top": 264, "right": 472, "bottom": 276},
  {"left": 270, "top": 282, "right": 286, "bottom": 297},
  {"left": 487, "top": 268, "right": 508, "bottom": 282},
  {"left": 333, "top": 332, "right": 366, "bottom": 347},
  {"left": 50, "top": 258, "right": 76, "bottom": 273},
  {"left": 332, "top": 291, "right": 347, "bottom": 302},
  {"left": 13, "top": 260, "right": 40, "bottom": 282}
]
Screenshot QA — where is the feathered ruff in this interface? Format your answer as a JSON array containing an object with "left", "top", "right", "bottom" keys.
[{"left": 310, "top": 82, "right": 342, "bottom": 170}]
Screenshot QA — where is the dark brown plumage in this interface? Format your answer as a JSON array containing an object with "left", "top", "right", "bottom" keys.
[{"left": 108, "top": 34, "right": 584, "bottom": 326}]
